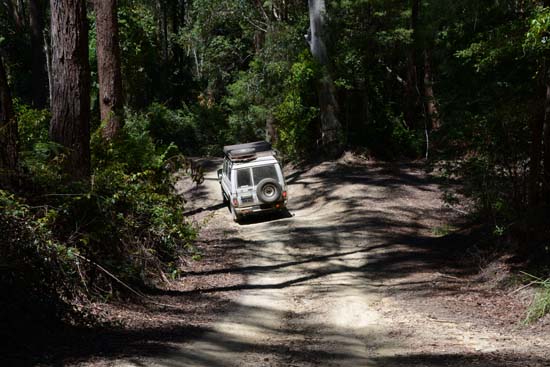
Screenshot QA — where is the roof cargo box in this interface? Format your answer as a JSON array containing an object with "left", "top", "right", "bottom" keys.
[{"left": 223, "top": 141, "right": 273, "bottom": 160}]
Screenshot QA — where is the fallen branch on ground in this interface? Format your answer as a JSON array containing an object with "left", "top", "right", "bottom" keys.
[{"left": 74, "top": 253, "right": 183, "bottom": 310}]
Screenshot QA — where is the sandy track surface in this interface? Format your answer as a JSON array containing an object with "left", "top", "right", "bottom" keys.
[{"left": 105, "top": 156, "right": 550, "bottom": 367}]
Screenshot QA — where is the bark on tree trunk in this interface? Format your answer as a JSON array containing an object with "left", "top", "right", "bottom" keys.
[
  {"left": 423, "top": 49, "right": 441, "bottom": 131},
  {"left": 254, "top": 31, "right": 265, "bottom": 54},
  {"left": 0, "top": 56, "right": 18, "bottom": 188},
  {"left": 94, "top": 0, "right": 124, "bottom": 140},
  {"left": 170, "top": 0, "right": 185, "bottom": 64},
  {"left": 542, "top": 69, "right": 550, "bottom": 205},
  {"left": 158, "top": 0, "right": 168, "bottom": 62},
  {"left": 530, "top": 58, "right": 550, "bottom": 209},
  {"left": 156, "top": 0, "right": 169, "bottom": 100},
  {"left": 404, "top": 0, "right": 419, "bottom": 130},
  {"left": 7, "top": 0, "right": 26, "bottom": 31},
  {"left": 307, "top": 0, "right": 343, "bottom": 156},
  {"left": 363, "top": 89, "right": 369, "bottom": 127},
  {"left": 266, "top": 114, "right": 278, "bottom": 146},
  {"left": 49, "top": 0, "right": 91, "bottom": 180},
  {"left": 44, "top": 28, "right": 53, "bottom": 109},
  {"left": 529, "top": 115, "right": 544, "bottom": 209},
  {"left": 529, "top": 69, "right": 547, "bottom": 210},
  {"left": 29, "top": 0, "right": 49, "bottom": 108}
]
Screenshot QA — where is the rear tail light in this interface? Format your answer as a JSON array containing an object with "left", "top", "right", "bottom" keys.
[
  {"left": 232, "top": 198, "right": 239, "bottom": 207},
  {"left": 282, "top": 191, "right": 287, "bottom": 198}
]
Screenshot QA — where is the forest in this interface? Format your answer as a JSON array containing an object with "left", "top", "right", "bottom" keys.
[{"left": 1, "top": 0, "right": 550, "bottom": 365}]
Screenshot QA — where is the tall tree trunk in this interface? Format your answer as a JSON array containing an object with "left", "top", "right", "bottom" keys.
[
  {"left": 266, "top": 114, "right": 278, "bottom": 146},
  {"left": 307, "top": 0, "right": 343, "bottom": 156},
  {"left": 7, "top": 0, "right": 26, "bottom": 31},
  {"left": 49, "top": 0, "right": 91, "bottom": 180},
  {"left": 543, "top": 67, "right": 550, "bottom": 205},
  {"left": 308, "top": 0, "right": 328, "bottom": 64},
  {"left": 530, "top": 57, "right": 550, "bottom": 209},
  {"left": 44, "top": 26, "right": 53, "bottom": 109},
  {"left": 361, "top": 82, "right": 369, "bottom": 129},
  {"left": 94, "top": 0, "right": 124, "bottom": 140},
  {"left": 29, "top": 0, "right": 48, "bottom": 108},
  {"left": 404, "top": 0, "right": 419, "bottom": 129},
  {"left": 423, "top": 49, "right": 440, "bottom": 131},
  {"left": 170, "top": 0, "right": 185, "bottom": 64},
  {"left": 157, "top": 0, "right": 168, "bottom": 62},
  {"left": 155, "top": 0, "right": 169, "bottom": 100},
  {"left": 0, "top": 56, "right": 18, "bottom": 188},
  {"left": 541, "top": 0, "right": 550, "bottom": 208},
  {"left": 529, "top": 65, "right": 547, "bottom": 209},
  {"left": 253, "top": 31, "right": 265, "bottom": 54},
  {"left": 529, "top": 114, "right": 544, "bottom": 209}
]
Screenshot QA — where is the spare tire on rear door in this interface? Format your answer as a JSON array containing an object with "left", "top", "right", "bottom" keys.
[{"left": 256, "top": 178, "right": 281, "bottom": 203}]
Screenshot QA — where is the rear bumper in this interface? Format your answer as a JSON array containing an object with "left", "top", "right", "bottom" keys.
[{"left": 235, "top": 201, "right": 286, "bottom": 216}]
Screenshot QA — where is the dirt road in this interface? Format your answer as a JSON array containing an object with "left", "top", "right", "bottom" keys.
[{"left": 107, "top": 155, "right": 549, "bottom": 367}]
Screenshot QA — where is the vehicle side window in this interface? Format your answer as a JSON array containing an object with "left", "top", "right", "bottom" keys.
[
  {"left": 227, "top": 161, "right": 232, "bottom": 181},
  {"left": 237, "top": 168, "right": 252, "bottom": 187},
  {"left": 252, "top": 165, "right": 278, "bottom": 185},
  {"left": 223, "top": 160, "right": 227, "bottom": 176}
]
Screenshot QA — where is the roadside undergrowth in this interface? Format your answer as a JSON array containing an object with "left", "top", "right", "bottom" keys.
[
  {"left": 0, "top": 107, "right": 204, "bottom": 343},
  {"left": 523, "top": 273, "right": 550, "bottom": 324}
]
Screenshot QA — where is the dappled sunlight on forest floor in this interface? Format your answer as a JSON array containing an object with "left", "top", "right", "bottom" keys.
[
  {"left": 58, "top": 155, "right": 549, "bottom": 367},
  {"left": 9, "top": 156, "right": 548, "bottom": 366}
]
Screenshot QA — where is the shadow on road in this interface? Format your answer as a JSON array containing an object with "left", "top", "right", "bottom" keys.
[
  {"left": 184, "top": 202, "right": 227, "bottom": 217},
  {"left": 369, "top": 353, "right": 550, "bottom": 367},
  {"left": 236, "top": 208, "right": 294, "bottom": 225},
  {"left": 7, "top": 297, "right": 546, "bottom": 367},
  {"left": 6, "top": 159, "right": 535, "bottom": 366}
]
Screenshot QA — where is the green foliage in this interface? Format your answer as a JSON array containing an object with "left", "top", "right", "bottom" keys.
[
  {"left": 441, "top": 88, "right": 532, "bottom": 223},
  {"left": 225, "top": 68, "right": 271, "bottom": 142},
  {"left": 12, "top": 104, "right": 200, "bottom": 298},
  {"left": 431, "top": 1, "right": 541, "bottom": 230},
  {"left": 389, "top": 121, "right": 423, "bottom": 158},
  {"left": 525, "top": 6, "right": 550, "bottom": 54},
  {"left": 0, "top": 4, "right": 33, "bottom": 104},
  {"left": 177, "top": 0, "right": 252, "bottom": 95},
  {"left": 15, "top": 102, "right": 68, "bottom": 186},
  {"left": 328, "top": 0, "right": 427, "bottom": 157},
  {"left": 455, "top": 19, "right": 526, "bottom": 73},
  {"left": 15, "top": 101, "right": 50, "bottom": 151},
  {"left": 85, "top": 112, "right": 200, "bottom": 282},
  {"left": 100, "top": 115, "right": 156, "bottom": 169},
  {"left": 523, "top": 273, "right": 550, "bottom": 324},
  {"left": 144, "top": 102, "right": 228, "bottom": 156},
  {"left": 0, "top": 190, "right": 82, "bottom": 327},
  {"left": 431, "top": 224, "right": 457, "bottom": 237},
  {"left": 179, "top": 0, "right": 316, "bottom": 156},
  {"left": 117, "top": 2, "right": 161, "bottom": 107},
  {"left": 275, "top": 54, "right": 320, "bottom": 158}
]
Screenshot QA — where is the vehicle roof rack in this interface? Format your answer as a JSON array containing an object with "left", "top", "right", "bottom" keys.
[{"left": 223, "top": 141, "right": 273, "bottom": 161}]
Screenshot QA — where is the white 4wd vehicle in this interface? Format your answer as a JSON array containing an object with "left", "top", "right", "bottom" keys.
[{"left": 218, "top": 141, "right": 287, "bottom": 222}]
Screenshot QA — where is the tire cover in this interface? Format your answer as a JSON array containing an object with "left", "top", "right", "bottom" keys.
[{"left": 256, "top": 178, "right": 282, "bottom": 203}]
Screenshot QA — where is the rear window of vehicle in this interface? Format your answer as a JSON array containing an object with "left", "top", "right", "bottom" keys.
[
  {"left": 237, "top": 169, "right": 252, "bottom": 188},
  {"left": 252, "top": 165, "right": 278, "bottom": 184}
]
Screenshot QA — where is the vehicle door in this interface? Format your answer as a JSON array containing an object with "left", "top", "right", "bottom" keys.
[
  {"left": 221, "top": 160, "right": 232, "bottom": 198},
  {"left": 235, "top": 167, "right": 255, "bottom": 206}
]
